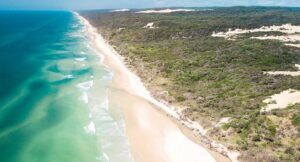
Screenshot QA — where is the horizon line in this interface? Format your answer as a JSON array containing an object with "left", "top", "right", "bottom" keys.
[{"left": 0, "top": 5, "right": 300, "bottom": 11}]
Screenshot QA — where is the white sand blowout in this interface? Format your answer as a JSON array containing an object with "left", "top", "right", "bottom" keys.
[
  {"left": 136, "top": 9, "right": 196, "bottom": 14},
  {"left": 264, "top": 64, "right": 300, "bottom": 76},
  {"left": 261, "top": 89, "right": 300, "bottom": 113},
  {"left": 212, "top": 24, "right": 300, "bottom": 48}
]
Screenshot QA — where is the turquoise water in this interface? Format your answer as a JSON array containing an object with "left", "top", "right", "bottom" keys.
[{"left": 0, "top": 11, "right": 133, "bottom": 162}]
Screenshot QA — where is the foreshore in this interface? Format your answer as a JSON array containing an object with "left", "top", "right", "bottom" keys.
[{"left": 75, "top": 12, "right": 237, "bottom": 162}]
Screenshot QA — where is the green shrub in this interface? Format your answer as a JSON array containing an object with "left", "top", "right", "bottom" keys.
[
  {"left": 176, "top": 96, "right": 186, "bottom": 102},
  {"left": 292, "top": 115, "right": 300, "bottom": 127}
]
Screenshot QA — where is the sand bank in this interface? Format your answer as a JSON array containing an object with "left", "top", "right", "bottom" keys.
[
  {"left": 75, "top": 12, "right": 237, "bottom": 162},
  {"left": 261, "top": 89, "right": 300, "bottom": 112}
]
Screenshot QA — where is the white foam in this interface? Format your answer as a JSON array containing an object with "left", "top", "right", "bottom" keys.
[
  {"left": 67, "top": 32, "right": 83, "bottom": 38},
  {"left": 63, "top": 74, "right": 74, "bottom": 79},
  {"left": 71, "top": 24, "right": 80, "bottom": 28},
  {"left": 80, "top": 92, "right": 89, "bottom": 104},
  {"left": 100, "top": 94, "right": 110, "bottom": 111},
  {"left": 77, "top": 81, "right": 93, "bottom": 104},
  {"left": 74, "top": 13, "right": 135, "bottom": 162},
  {"left": 85, "top": 121, "right": 96, "bottom": 135},
  {"left": 103, "top": 153, "right": 110, "bottom": 161},
  {"left": 75, "top": 57, "right": 87, "bottom": 61},
  {"left": 77, "top": 80, "right": 94, "bottom": 91}
]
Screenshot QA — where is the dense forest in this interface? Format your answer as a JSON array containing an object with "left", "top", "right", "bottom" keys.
[{"left": 80, "top": 7, "right": 300, "bottom": 161}]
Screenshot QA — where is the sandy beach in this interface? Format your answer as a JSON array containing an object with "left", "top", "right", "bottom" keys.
[{"left": 75, "top": 12, "right": 232, "bottom": 162}]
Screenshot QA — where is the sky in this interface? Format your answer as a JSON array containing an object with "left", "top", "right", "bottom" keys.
[{"left": 0, "top": 0, "right": 300, "bottom": 10}]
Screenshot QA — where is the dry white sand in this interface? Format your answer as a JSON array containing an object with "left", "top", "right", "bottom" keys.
[
  {"left": 253, "top": 34, "right": 300, "bottom": 42},
  {"left": 118, "top": 27, "right": 125, "bottom": 31},
  {"left": 136, "top": 9, "right": 195, "bottom": 14},
  {"left": 212, "top": 24, "right": 300, "bottom": 38},
  {"left": 110, "top": 89, "right": 219, "bottom": 162},
  {"left": 264, "top": 64, "right": 300, "bottom": 76},
  {"left": 261, "top": 89, "right": 300, "bottom": 112},
  {"left": 75, "top": 12, "right": 234, "bottom": 162},
  {"left": 212, "top": 24, "right": 300, "bottom": 48},
  {"left": 143, "top": 22, "right": 157, "bottom": 29},
  {"left": 285, "top": 43, "right": 300, "bottom": 48},
  {"left": 110, "top": 9, "right": 130, "bottom": 12},
  {"left": 216, "top": 117, "right": 231, "bottom": 127}
]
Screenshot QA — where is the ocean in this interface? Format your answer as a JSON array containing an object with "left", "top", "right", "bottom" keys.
[{"left": 0, "top": 11, "right": 133, "bottom": 162}]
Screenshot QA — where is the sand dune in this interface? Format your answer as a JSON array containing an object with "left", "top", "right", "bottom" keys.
[
  {"left": 261, "top": 89, "right": 300, "bottom": 112},
  {"left": 212, "top": 24, "right": 300, "bottom": 48},
  {"left": 264, "top": 64, "right": 300, "bottom": 76},
  {"left": 111, "top": 9, "right": 130, "bottom": 12},
  {"left": 143, "top": 22, "right": 158, "bottom": 29},
  {"left": 136, "top": 9, "right": 195, "bottom": 14}
]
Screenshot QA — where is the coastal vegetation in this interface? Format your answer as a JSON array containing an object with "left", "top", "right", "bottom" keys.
[{"left": 80, "top": 7, "right": 300, "bottom": 161}]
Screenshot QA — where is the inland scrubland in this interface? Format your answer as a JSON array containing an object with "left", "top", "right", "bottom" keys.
[{"left": 80, "top": 7, "right": 300, "bottom": 162}]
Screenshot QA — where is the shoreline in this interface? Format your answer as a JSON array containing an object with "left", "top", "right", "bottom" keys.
[{"left": 75, "top": 12, "right": 237, "bottom": 162}]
